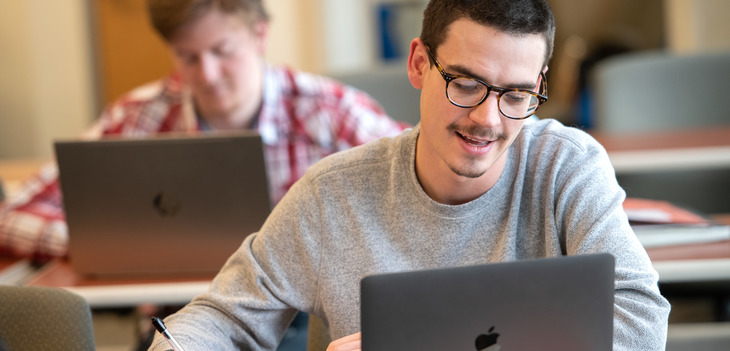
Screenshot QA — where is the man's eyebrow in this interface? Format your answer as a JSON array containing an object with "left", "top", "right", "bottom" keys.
[{"left": 446, "top": 63, "right": 537, "bottom": 91}]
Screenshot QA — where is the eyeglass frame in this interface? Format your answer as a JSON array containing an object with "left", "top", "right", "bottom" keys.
[{"left": 425, "top": 45, "right": 548, "bottom": 120}]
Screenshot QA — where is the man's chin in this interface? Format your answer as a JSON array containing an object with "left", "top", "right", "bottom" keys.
[{"left": 449, "top": 164, "right": 487, "bottom": 179}]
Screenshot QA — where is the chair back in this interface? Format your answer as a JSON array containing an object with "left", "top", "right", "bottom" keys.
[
  {"left": 666, "top": 322, "right": 730, "bottom": 351},
  {"left": 0, "top": 285, "right": 95, "bottom": 350},
  {"left": 591, "top": 50, "right": 730, "bottom": 132},
  {"left": 331, "top": 64, "right": 421, "bottom": 127}
]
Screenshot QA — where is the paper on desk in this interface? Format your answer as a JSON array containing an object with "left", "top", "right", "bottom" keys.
[
  {"left": 623, "top": 197, "right": 708, "bottom": 224},
  {"left": 632, "top": 223, "right": 730, "bottom": 248},
  {"left": 623, "top": 197, "right": 730, "bottom": 248}
]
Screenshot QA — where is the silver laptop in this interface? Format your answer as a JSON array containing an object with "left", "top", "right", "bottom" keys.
[
  {"left": 361, "top": 253, "right": 615, "bottom": 351},
  {"left": 54, "top": 132, "right": 271, "bottom": 278}
]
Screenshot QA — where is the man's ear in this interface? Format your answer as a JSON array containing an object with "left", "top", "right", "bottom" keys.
[
  {"left": 535, "top": 65, "right": 549, "bottom": 91},
  {"left": 407, "top": 38, "right": 429, "bottom": 90}
]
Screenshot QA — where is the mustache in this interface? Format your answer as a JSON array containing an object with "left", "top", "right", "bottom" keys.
[{"left": 446, "top": 122, "right": 507, "bottom": 141}]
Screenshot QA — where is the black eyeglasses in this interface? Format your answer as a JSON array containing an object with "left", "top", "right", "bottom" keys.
[{"left": 426, "top": 46, "right": 548, "bottom": 120}]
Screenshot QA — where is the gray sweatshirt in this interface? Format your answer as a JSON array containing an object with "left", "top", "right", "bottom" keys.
[{"left": 150, "top": 119, "right": 670, "bottom": 351}]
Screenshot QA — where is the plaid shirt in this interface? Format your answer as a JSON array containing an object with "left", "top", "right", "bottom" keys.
[{"left": 0, "top": 65, "right": 409, "bottom": 260}]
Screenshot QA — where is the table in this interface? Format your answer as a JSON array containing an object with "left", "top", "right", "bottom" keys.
[
  {"left": 592, "top": 126, "right": 730, "bottom": 283},
  {"left": 646, "top": 214, "right": 730, "bottom": 284},
  {"left": 594, "top": 127, "right": 730, "bottom": 286},
  {"left": 15, "top": 228, "right": 729, "bottom": 309},
  {"left": 0, "top": 159, "right": 48, "bottom": 181},
  {"left": 595, "top": 126, "right": 730, "bottom": 321},
  {"left": 24, "top": 259, "right": 212, "bottom": 308},
  {"left": 592, "top": 126, "right": 730, "bottom": 173}
]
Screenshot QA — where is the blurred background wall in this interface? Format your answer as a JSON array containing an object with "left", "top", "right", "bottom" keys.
[
  {"left": 0, "top": 1, "right": 94, "bottom": 159},
  {"left": 1, "top": 0, "right": 729, "bottom": 160}
]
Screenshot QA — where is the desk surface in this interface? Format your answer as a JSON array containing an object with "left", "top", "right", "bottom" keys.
[
  {"left": 9, "top": 216, "right": 730, "bottom": 308},
  {"left": 24, "top": 259, "right": 212, "bottom": 308},
  {"left": 591, "top": 126, "right": 730, "bottom": 152},
  {"left": 591, "top": 126, "right": 730, "bottom": 173},
  {"left": 0, "top": 159, "right": 47, "bottom": 181},
  {"left": 16, "top": 237, "right": 729, "bottom": 308}
]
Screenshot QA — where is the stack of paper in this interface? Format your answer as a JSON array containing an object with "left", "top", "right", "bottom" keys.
[{"left": 624, "top": 198, "right": 730, "bottom": 248}]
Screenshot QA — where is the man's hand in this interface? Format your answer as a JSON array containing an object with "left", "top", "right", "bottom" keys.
[{"left": 326, "top": 332, "right": 361, "bottom": 351}]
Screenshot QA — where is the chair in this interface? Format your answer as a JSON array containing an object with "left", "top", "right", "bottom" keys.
[
  {"left": 666, "top": 322, "right": 730, "bottom": 351},
  {"left": 331, "top": 64, "right": 421, "bottom": 127},
  {"left": 591, "top": 50, "right": 730, "bottom": 133},
  {"left": 0, "top": 285, "right": 95, "bottom": 350}
]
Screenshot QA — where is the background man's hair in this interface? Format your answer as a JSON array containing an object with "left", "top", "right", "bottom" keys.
[
  {"left": 147, "top": 0, "right": 269, "bottom": 41},
  {"left": 420, "top": 0, "right": 556, "bottom": 67}
]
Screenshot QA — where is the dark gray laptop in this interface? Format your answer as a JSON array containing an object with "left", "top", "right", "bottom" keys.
[
  {"left": 361, "top": 253, "right": 615, "bottom": 351},
  {"left": 54, "top": 132, "right": 271, "bottom": 278}
]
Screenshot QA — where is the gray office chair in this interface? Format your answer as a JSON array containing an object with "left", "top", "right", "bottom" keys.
[
  {"left": 331, "top": 63, "right": 421, "bottom": 127},
  {"left": 591, "top": 49, "right": 730, "bottom": 133},
  {"left": 666, "top": 322, "right": 730, "bottom": 351},
  {"left": 0, "top": 285, "right": 95, "bottom": 350}
]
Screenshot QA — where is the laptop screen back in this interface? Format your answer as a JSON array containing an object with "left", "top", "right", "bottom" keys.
[
  {"left": 361, "top": 254, "right": 615, "bottom": 351},
  {"left": 55, "top": 132, "right": 270, "bottom": 278}
]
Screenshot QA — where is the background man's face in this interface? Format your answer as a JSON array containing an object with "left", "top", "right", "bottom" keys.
[{"left": 169, "top": 10, "right": 266, "bottom": 122}]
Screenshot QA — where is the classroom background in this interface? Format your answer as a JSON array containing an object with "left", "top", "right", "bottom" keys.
[{"left": 1, "top": 0, "right": 729, "bottom": 161}]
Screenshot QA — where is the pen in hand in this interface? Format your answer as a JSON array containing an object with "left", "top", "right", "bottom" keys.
[{"left": 151, "top": 316, "right": 187, "bottom": 351}]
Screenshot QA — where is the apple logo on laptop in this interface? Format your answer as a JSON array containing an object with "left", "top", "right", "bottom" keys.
[
  {"left": 475, "top": 326, "right": 501, "bottom": 351},
  {"left": 152, "top": 191, "right": 181, "bottom": 217}
]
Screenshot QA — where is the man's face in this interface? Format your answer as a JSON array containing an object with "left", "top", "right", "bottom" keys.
[
  {"left": 169, "top": 10, "right": 267, "bottom": 127},
  {"left": 408, "top": 18, "right": 546, "bottom": 201}
]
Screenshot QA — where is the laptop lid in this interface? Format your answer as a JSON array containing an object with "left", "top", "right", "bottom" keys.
[
  {"left": 54, "top": 132, "right": 271, "bottom": 278},
  {"left": 361, "top": 253, "right": 615, "bottom": 351}
]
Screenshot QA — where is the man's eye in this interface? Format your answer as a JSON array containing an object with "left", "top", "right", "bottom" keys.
[
  {"left": 503, "top": 92, "right": 528, "bottom": 103},
  {"left": 214, "top": 43, "right": 235, "bottom": 57},
  {"left": 451, "top": 79, "right": 481, "bottom": 94}
]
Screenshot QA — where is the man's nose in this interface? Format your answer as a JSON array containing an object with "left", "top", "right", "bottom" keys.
[
  {"left": 196, "top": 54, "right": 221, "bottom": 83},
  {"left": 468, "top": 91, "right": 502, "bottom": 127}
]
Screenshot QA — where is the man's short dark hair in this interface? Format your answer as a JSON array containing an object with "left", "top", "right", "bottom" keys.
[
  {"left": 420, "top": 0, "right": 556, "bottom": 67},
  {"left": 147, "top": 0, "right": 270, "bottom": 41}
]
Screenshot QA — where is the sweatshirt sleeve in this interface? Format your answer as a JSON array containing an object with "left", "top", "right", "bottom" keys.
[
  {"left": 148, "top": 174, "right": 325, "bottom": 350},
  {"left": 548, "top": 129, "right": 671, "bottom": 350}
]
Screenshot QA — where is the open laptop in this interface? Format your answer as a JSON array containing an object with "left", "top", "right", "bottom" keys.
[
  {"left": 361, "top": 253, "right": 615, "bottom": 351},
  {"left": 54, "top": 131, "right": 271, "bottom": 278}
]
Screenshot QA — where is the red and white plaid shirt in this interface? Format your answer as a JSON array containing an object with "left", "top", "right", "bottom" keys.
[{"left": 0, "top": 65, "right": 409, "bottom": 260}]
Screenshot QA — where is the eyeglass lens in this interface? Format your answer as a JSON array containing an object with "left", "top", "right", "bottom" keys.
[{"left": 447, "top": 77, "right": 540, "bottom": 118}]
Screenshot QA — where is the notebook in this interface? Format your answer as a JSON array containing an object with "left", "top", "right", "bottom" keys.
[
  {"left": 361, "top": 253, "right": 615, "bottom": 351},
  {"left": 54, "top": 132, "right": 271, "bottom": 278}
]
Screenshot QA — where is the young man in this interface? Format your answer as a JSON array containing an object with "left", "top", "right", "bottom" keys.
[
  {"left": 150, "top": 1, "right": 671, "bottom": 350},
  {"left": 0, "top": 0, "right": 406, "bottom": 260}
]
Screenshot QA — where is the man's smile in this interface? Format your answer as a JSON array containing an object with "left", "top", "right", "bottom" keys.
[{"left": 457, "top": 131, "right": 493, "bottom": 147}]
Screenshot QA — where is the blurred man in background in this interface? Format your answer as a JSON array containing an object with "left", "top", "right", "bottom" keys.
[
  {"left": 0, "top": 1, "right": 407, "bottom": 349},
  {"left": 0, "top": 0, "right": 406, "bottom": 261}
]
